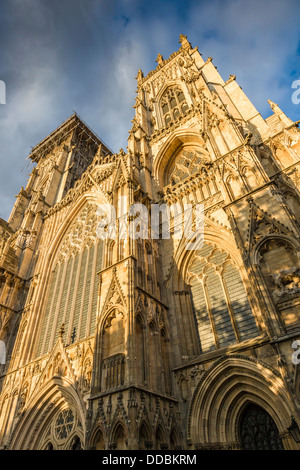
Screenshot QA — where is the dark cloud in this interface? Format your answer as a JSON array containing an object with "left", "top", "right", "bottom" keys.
[{"left": 0, "top": 0, "right": 299, "bottom": 219}]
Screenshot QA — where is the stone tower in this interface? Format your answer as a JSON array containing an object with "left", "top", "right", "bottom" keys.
[{"left": 0, "top": 35, "right": 300, "bottom": 450}]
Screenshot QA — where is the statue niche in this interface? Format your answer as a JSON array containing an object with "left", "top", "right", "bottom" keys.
[
  {"left": 259, "top": 239, "right": 300, "bottom": 299},
  {"left": 101, "top": 309, "right": 125, "bottom": 391},
  {"left": 258, "top": 239, "right": 300, "bottom": 327},
  {"left": 226, "top": 174, "right": 244, "bottom": 200}
]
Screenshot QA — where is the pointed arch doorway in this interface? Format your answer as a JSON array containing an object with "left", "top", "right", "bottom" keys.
[{"left": 239, "top": 404, "right": 284, "bottom": 450}]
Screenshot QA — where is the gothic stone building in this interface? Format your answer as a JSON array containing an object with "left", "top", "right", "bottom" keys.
[{"left": 0, "top": 35, "right": 300, "bottom": 450}]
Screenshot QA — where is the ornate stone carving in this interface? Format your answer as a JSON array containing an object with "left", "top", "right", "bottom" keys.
[
  {"left": 101, "top": 272, "right": 127, "bottom": 318},
  {"left": 56, "top": 203, "right": 100, "bottom": 262},
  {"left": 168, "top": 148, "right": 211, "bottom": 186},
  {"left": 271, "top": 267, "right": 300, "bottom": 301},
  {"left": 0, "top": 306, "right": 13, "bottom": 341}
]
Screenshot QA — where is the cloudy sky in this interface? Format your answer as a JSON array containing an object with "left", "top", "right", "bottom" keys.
[{"left": 0, "top": 0, "right": 299, "bottom": 220}]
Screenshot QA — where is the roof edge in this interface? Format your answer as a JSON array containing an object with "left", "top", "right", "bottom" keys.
[{"left": 28, "top": 112, "right": 113, "bottom": 163}]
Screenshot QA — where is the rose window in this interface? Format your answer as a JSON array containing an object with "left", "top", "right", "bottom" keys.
[{"left": 54, "top": 409, "right": 75, "bottom": 441}]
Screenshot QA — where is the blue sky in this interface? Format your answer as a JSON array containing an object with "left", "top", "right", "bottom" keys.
[{"left": 0, "top": 0, "right": 300, "bottom": 220}]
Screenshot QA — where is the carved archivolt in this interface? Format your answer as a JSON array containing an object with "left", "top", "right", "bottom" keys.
[{"left": 187, "top": 355, "right": 293, "bottom": 447}]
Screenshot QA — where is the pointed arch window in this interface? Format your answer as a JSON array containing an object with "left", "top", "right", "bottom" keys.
[
  {"left": 188, "top": 243, "right": 259, "bottom": 352},
  {"left": 161, "top": 87, "right": 188, "bottom": 126},
  {"left": 35, "top": 203, "right": 104, "bottom": 358}
]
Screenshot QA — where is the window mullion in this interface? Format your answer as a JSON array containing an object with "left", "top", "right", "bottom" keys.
[
  {"left": 49, "top": 259, "right": 68, "bottom": 350},
  {"left": 41, "top": 265, "right": 61, "bottom": 355},
  {"left": 167, "top": 98, "right": 172, "bottom": 117},
  {"left": 202, "top": 276, "right": 220, "bottom": 349},
  {"left": 218, "top": 268, "right": 241, "bottom": 342},
  {"left": 67, "top": 250, "right": 83, "bottom": 344},
  {"left": 78, "top": 245, "right": 90, "bottom": 340},
  {"left": 174, "top": 91, "right": 180, "bottom": 111}
]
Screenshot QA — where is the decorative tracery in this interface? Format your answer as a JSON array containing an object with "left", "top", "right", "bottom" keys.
[
  {"left": 188, "top": 243, "right": 259, "bottom": 352},
  {"left": 36, "top": 203, "right": 104, "bottom": 357},
  {"left": 55, "top": 409, "right": 75, "bottom": 441},
  {"left": 240, "top": 404, "right": 284, "bottom": 450},
  {"left": 161, "top": 87, "right": 188, "bottom": 126},
  {"left": 168, "top": 147, "right": 211, "bottom": 186},
  {"left": 57, "top": 203, "right": 101, "bottom": 262},
  {"left": 38, "top": 406, "right": 83, "bottom": 450}
]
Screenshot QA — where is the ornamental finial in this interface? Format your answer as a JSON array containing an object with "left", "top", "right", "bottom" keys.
[
  {"left": 155, "top": 53, "right": 164, "bottom": 66},
  {"left": 179, "top": 34, "right": 192, "bottom": 50}
]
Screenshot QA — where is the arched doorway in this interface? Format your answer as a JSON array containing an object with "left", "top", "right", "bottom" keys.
[
  {"left": 239, "top": 404, "right": 284, "bottom": 450},
  {"left": 187, "top": 355, "right": 293, "bottom": 449}
]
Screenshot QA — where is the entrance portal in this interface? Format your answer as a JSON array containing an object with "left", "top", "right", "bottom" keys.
[{"left": 239, "top": 404, "right": 284, "bottom": 450}]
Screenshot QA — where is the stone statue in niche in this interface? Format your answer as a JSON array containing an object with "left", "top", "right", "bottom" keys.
[
  {"left": 82, "top": 358, "right": 92, "bottom": 392},
  {"left": 0, "top": 232, "right": 10, "bottom": 254},
  {"left": 258, "top": 144, "right": 278, "bottom": 176},
  {"left": 53, "top": 353, "right": 66, "bottom": 377},
  {"left": 271, "top": 267, "right": 300, "bottom": 301},
  {"left": 226, "top": 173, "right": 244, "bottom": 200},
  {"left": 18, "top": 391, "right": 27, "bottom": 414}
]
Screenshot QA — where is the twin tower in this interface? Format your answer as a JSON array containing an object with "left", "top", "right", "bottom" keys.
[{"left": 0, "top": 35, "right": 300, "bottom": 450}]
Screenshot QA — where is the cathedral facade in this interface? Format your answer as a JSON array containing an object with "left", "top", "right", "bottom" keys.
[{"left": 0, "top": 35, "right": 300, "bottom": 450}]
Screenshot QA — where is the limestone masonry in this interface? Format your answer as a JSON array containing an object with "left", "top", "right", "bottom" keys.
[{"left": 0, "top": 35, "right": 300, "bottom": 450}]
